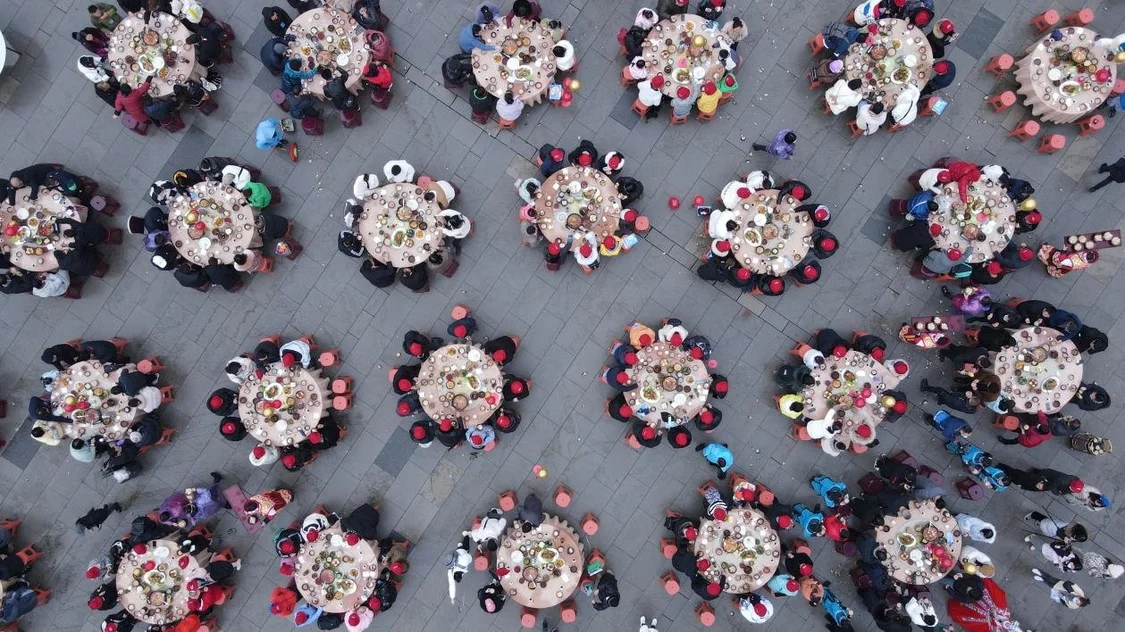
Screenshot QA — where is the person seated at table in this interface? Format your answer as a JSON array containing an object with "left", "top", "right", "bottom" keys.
[
  {"left": 81, "top": 338, "right": 128, "bottom": 365},
  {"left": 693, "top": 405, "right": 722, "bottom": 432},
  {"left": 670, "top": 85, "right": 697, "bottom": 118},
  {"left": 855, "top": 100, "right": 886, "bottom": 136},
  {"left": 112, "top": 368, "right": 158, "bottom": 398},
  {"left": 481, "top": 335, "right": 518, "bottom": 366},
  {"left": 42, "top": 342, "right": 89, "bottom": 371},
  {"left": 907, "top": 2, "right": 933, "bottom": 28},
  {"left": 186, "top": 22, "right": 225, "bottom": 68},
  {"left": 207, "top": 388, "right": 239, "bottom": 417},
  {"left": 495, "top": 91, "right": 524, "bottom": 122},
  {"left": 261, "top": 6, "right": 293, "bottom": 37},
  {"left": 113, "top": 79, "right": 154, "bottom": 125},
  {"left": 361, "top": 60, "right": 394, "bottom": 104},
  {"left": 402, "top": 330, "right": 442, "bottom": 360},
  {"left": 808, "top": 57, "right": 843, "bottom": 88},
  {"left": 280, "top": 60, "right": 315, "bottom": 96},
  {"left": 755, "top": 274, "right": 786, "bottom": 296},
  {"left": 399, "top": 262, "right": 429, "bottom": 292},
  {"left": 322, "top": 71, "right": 359, "bottom": 113},
  {"left": 920, "top": 60, "right": 955, "bottom": 97},
  {"left": 821, "top": 21, "right": 858, "bottom": 57},
  {"left": 616, "top": 176, "right": 644, "bottom": 208},
  {"left": 441, "top": 52, "right": 474, "bottom": 89},
  {"left": 260, "top": 34, "right": 295, "bottom": 74},
  {"left": 459, "top": 22, "right": 494, "bottom": 53},
  {"left": 502, "top": 376, "right": 531, "bottom": 402},
  {"left": 101, "top": 440, "right": 142, "bottom": 482},
  {"left": 200, "top": 257, "right": 239, "bottom": 292},
  {"left": 352, "top": 0, "right": 387, "bottom": 30},
  {"left": 279, "top": 337, "right": 313, "bottom": 369},
  {"left": 144, "top": 93, "right": 183, "bottom": 128},
  {"left": 697, "top": 0, "right": 725, "bottom": 21},
  {"left": 575, "top": 240, "right": 599, "bottom": 272},
  {"left": 0, "top": 273, "right": 36, "bottom": 296},
  {"left": 73, "top": 27, "right": 109, "bottom": 56},
  {"left": 890, "top": 222, "right": 935, "bottom": 252},
  {"left": 286, "top": 90, "right": 323, "bottom": 124},
  {"left": 438, "top": 209, "right": 472, "bottom": 243},
  {"left": 891, "top": 85, "right": 921, "bottom": 127},
  {"left": 383, "top": 160, "right": 415, "bottom": 184},
  {"left": 359, "top": 258, "right": 395, "bottom": 287},
  {"left": 280, "top": 444, "right": 316, "bottom": 472},
  {"left": 88, "top": 3, "right": 121, "bottom": 31},
  {"left": 218, "top": 416, "right": 246, "bottom": 442},
  {"left": 552, "top": 39, "right": 576, "bottom": 74},
  {"left": 569, "top": 139, "right": 599, "bottom": 167},
  {"left": 8, "top": 163, "right": 61, "bottom": 202},
  {"left": 825, "top": 78, "right": 863, "bottom": 115},
  {"left": 655, "top": 0, "right": 688, "bottom": 17},
  {"left": 465, "top": 423, "right": 497, "bottom": 451}
]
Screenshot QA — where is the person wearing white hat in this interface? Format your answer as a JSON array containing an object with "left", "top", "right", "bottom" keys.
[
  {"left": 383, "top": 160, "right": 415, "bottom": 184},
  {"left": 353, "top": 174, "right": 380, "bottom": 199}
]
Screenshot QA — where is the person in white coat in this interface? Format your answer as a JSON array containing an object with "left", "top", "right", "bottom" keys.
[
  {"left": 553, "top": 40, "right": 576, "bottom": 72},
  {"left": 383, "top": 160, "right": 415, "bottom": 183},
  {"left": 279, "top": 339, "right": 313, "bottom": 368},
  {"left": 745, "top": 170, "right": 774, "bottom": 191},
  {"left": 170, "top": 0, "right": 204, "bottom": 23},
  {"left": 496, "top": 91, "right": 524, "bottom": 121},
  {"left": 221, "top": 165, "right": 251, "bottom": 190},
  {"left": 917, "top": 167, "right": 949, "bottom": 192},
  {"left": 32, "top": 270, "right": 70, "bottom": 298},
  {"left": 77, "top": 56, "right": 110, "bottom": 83},
  {"left": 856, "top": 100, "right": 887, "bottom": 135},
  {"left": 707, "top": 208, "right": 738, "bottom": 240},
  {"left": 955, "top": 513, "right": 996, "bottom": 543},
  {"left": 439, "top": 209, "right": 472, "bottom": 239},
  {"left": 224, "top": 356, "right": 255, "bottom": 384},
  {"left": 446, "top": 536, "right": 472, "bottom": 604},
  {"left": 720, "top": 180, "right": 751, "bottom": 209},
  {"left": 738, "top": 593, "right": 774, "bottom": 623},
  {"left": 515, "top": 178, "right": 540, "bottom": 205},
  {"left": 637, "top": 76, "right": 664, "bottom": 109},
  {"left": 625, "top": 57, "right": 648, "bottom": 80},
  {"left": 466, "top": 508, "right": 506, "bottom": 552},
  {"left": 353, "top": 174, "right": 380, "bottom": 199},
  {"left": 635, "top": 8, "right": 658, "bottom": 29},
  {"left": 890, "top": 85, "right": 921, "bottom": 127},
  {"left": 826, "top": 78, "right": 863, "bottom": 114}
]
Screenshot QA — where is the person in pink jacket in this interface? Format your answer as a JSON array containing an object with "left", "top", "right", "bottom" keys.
[{"left": 113, "top": 79, "right": 153, "bottom": 123}]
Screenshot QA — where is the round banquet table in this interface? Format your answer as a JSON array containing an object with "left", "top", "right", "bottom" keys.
[
  {"left": 641, "top": 14, "right": 729, "bottom": 98},
  {"left": 801, "top": 350, "right": 901, "bottom": 419},
  {"left": 844, "top": 18, "right": 932, "bottom": 108},
  {"left": 356, "top": 182, "right": 444, "bottom": 268},
  {"left": 0, "top": 187, "right": 86, "bottom": 272},
  {"left": 623, "top": 341, "right": 711, "bottom": 426},
  {"left": 693, "top": 507, "right": 780, "bottom": 593},
  {"left": 116, "top": 538, "right": 209, "bottom": 625},
  {"left": 105, "top": 12, "right": 200, "bottom": 98},
  {"left": 991, "top": 326, "right": 1083, "bottom": 414},
  {"left": 725, "top": 189, "right": 813, "bottom": 275},
  {"left": 294, "top": 524, "right": 381, "bottom": 613},
  {"left": 928, "top": 178, "right": 1016, "bottom": 263},
  {"left": 1015, "top": 27, "right": 1118, "bottom": 124},
  {"left": 874, "top": 500, "right": 962, "bottom": 585},
  {"left": 167, "top": 180, "right": 261, "bottom": 266},
  {"left": 236, "top": 363, "right": 329, "bottom": 447},
  {"left": 49, "top": 359, "right": 143, "bottom": 440},
  {"left": 286, "top": 7, "right": 370, "bottom": 97},
  {"left": 533, "top": 166, "right": 622, "bottom": 248},
  {"left": 471, "top": 17, "right": 558, "bottom": 104},
  {"left": 415, "top": 343, "right": 503, "bottom": 425},
  {"left": 496, "top": 515, "right": 584, "bottom": 609}
]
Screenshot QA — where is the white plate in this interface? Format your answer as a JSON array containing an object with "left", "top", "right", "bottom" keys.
[
  {"left": 467, "top": 348, "right": 482, "bottom": 361},
  {"left": 506, "top": 58, "right": 520, "bottom": 70},
  {"left": 198, "top": 237, "right": 212, "bottom": 249},
  {"left": 154, "top": 546, "right": 171, "bottom": 558},
  {"left": 336, "top": 53, "right": 349, "bottom": 66},
  {"left": 15, "top": 208, "right": 28, "bottom": 220}
]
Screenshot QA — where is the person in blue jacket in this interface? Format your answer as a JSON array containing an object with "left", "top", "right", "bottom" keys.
[
  {"left": 459, "top": 23, "right": 495, "bottom": 53},
  {"left": 792, "top": 504, "right": 825, "bottom": 538},
  {"left": 810, "top": 475, "right": 849, "bottom": 508},
  {"left": 695, "top": 442, "right": 733, "bottom": 479},
  {"left": 928, "top": 409, "right": 973, "bottom": 442}
]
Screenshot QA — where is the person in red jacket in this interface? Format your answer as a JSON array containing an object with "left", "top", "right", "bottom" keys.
[
  {"left": 113, "top": 79, "right": 153, "bottom": 123},
  {"left": 997, "top": 414, "right": 1053, "bottom": 448}
]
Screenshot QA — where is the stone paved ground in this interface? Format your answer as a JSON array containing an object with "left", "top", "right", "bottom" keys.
[{"left": 1, "top": 0, "right": 1124, "bottom": 630}]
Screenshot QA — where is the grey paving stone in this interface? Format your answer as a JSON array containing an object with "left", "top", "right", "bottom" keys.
[
  {"left": 373, "top": 426, "right": 418, "bottom": 478},
  {"left": 956, "top": 8, "right": 1006, "bottom": 60}
]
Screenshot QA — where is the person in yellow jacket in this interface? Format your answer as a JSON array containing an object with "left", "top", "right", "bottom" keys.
[{"left": 696, "top": 81, "right": 721, "bottom": 115}]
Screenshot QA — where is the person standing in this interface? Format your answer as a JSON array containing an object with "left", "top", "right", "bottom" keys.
[
  {"left": 1089, "top": 157, "right": 1125, "bottom": 192},
  {"left": 752, "top": 129, "right": 796, "bottom": 159},
  {"left": 695, "top": 442, "right": 733, "bottom": 479}
]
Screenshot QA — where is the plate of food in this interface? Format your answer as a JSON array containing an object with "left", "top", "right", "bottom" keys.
[{"left": 891, "top": 67, "right": 911, "bottom": 84}]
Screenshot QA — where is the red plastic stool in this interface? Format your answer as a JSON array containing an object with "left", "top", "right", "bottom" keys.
[
  {"left": 137, "top": 356, "right": 164, "bottom": 374},
  {"left": 121, "top": 113, "right": 148, "bottom": 135},
  {"left": 520, "top": 606, "right": 536, "bottom": 628},
  {"left": 696, "top": 602, "right": 716, "bottom": 627},
  {"left": 197, "top": 97, "right": 218, "bottom": 115},
  {"left": 161, "top": 112, "right": 186, "bottom": 133},
  {"left": 339, "top": 109, "right": 362, "bottom": 128},
  {"left": 659, "top": 537, "right": 677, "bottom": 558},
  {"left": 473, "top": 549, "right": 490, "bottom": 571},
  {"left": 1038, "top": 134, "right": 1066, "bottom": 153},
  {"left": 331, "top": 377, "right": 353, "bottom": 394},
  {"left": 918, "top": 465, "right": 945, "bottom": 486},
  {"left": 559, "top": 599, "right": 577, "bottom": 623},
  {"left": 270, "top": 89, "right": 288, "bottom": 111},
  {"left": 631, "top": 98, "right": 649, "bottom": 118},
  {"left": 984, "top": 53, "right": 1013, "bottom": 76},
  {"left": 1077, "top": 114, "right": 1105, "bottom": 136},
  {"left": 661, "top": 570, "right": 680, "bottom": 595},
  {"left": 498, "top": 490, "right": 518, "bottom": 512},
  {"left": 859, "top": 472, "right": 885, "bottom": 495},
  {"left": 90, "top": 194, "right": 120, "bottom": 216},
  {"left": 847, "top": 119, "right": 863, "bottom": 137},
  {"left": 1031, "top": 9, "right": 1060, "bottom": 33},
  {"left": 809, "top": 33, "right": 826, "bottom": 55},
  {"left": 1112, "top": 79, "right": 1125, "bottom": 96},
  {"left": 581, "top": 512, "right": 599, "bottom": 535},
  {"left": 497, "top": 117, "right": 516, "bottom": 130},
  {"left": 670, "top": 111, "right": 687, "bottom": 125},
  {"left": 956, "top": 477, "right": 984, "bottom": 500},
  {"left": 553, "top": 485, "right": 573, "bottom": 508},
  {"left": 919, "top": 95, "right": 942, "bottom": 116},
  {"left": 470, "top": 109, "right": 489, "bottom": 124},
  {"left": 1064, "top": 8, "right": 1094, "bottom": 27},
  {"left": 1010, "top": 119, "right": 1040, "bottom": 141},
  {"left": 370, "top": 88, "right": 393, "bottom": 110},
  {"left": 987, "top": 91, "right": 1016, "bottom": 112},
  {"left": 891, "top": 450, "right": 919, "bottom": 470},
  {"left": 301, "top": 117, "right": 324, "bottom": 135},
  {"left": 319, "top": 349, "right": 341, "bottom": 366}
]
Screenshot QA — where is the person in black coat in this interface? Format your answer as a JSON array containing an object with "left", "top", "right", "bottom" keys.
[
  {"left": 442, "top": 53, "right": 473, "bottom": 87},
  {"left": 203, "top": 258, "right": 240, "bottom": 291},
  {"left": 114, "top": 368, "right": 157, "bottom": 396},
  {"left": 351, "top": 0, "right": 386, "bottom": 30},
  {"left": 478, "top": 577, "right": 506, "bottom": 613},
  {"left": 75, "top": 503, "right": 124, "bottom": 534},
  {"left": 567, "top": 140, "right": 599, "bottom": 167},
  {"left": 207, "top": 388, "right": 239, "bottom": 416},
  {"left": 81, "top": 339, "right": 126, "bottom": 364},
  {"left": 689, "top": 572, "right": 723, "bottom": 601},
  {"left": 218, "top": 416, "right": 247, "bottom": 441},
  {"left": 340, "top": 504, "right": 380, "bottom": 540},
  {"left": 591, "top": 571, "right": 621, "bottom": 610},
  {"left": 173, "top": 263, "right": 209, "bottom": 288},
  {"left": 42, "top": 343, "right": 88, "bottom": 370},
  {"left": 262, "top": 6, "right": 293, "bottom": 37},
  {"left": 0, "top": 273, "right": 35, "bottom": 295},
  {"left": 58, "top": 218, "right": 105, "bottom": 248},
  {"left": 186, "top": 22, "right": 225, "bottom": 67},
  {"left": 260, "top": 35, "right": 294, "bottom": 74},
  {"left": 399, "top": 263, "right": 429, "bottom": 292},
  {"left": 10, "top": 164, "right": 61, "bottom": 201},
  {"left": 359, "top": 258, "right": 395, "bottom": 287}
]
